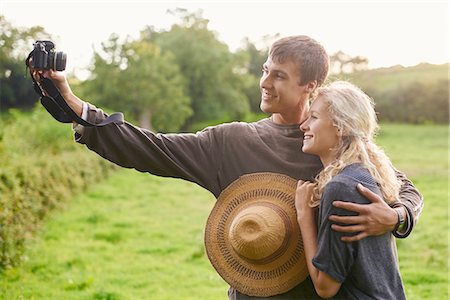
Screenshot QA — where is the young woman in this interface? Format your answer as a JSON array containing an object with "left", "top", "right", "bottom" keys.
[{"left": 295, "top": 81, "right": 407, "bottom": 299}]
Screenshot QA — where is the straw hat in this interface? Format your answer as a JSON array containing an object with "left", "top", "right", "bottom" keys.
[{"left": 204, "top": 172, "right": 308, "bottom": 297}]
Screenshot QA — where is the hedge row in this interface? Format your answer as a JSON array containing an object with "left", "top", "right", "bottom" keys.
[{"left": 0, "top": 107, "right": 116, "bottom": 270}]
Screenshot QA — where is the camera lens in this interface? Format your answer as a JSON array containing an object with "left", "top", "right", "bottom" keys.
[
  {"left": 48, "top": 51, "right": 67, "bottom": 71},
  {"left": 54, "top": 51, "right": 67, "bottom": 71}
]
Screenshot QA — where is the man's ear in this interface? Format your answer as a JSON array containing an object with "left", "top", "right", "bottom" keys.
[{"left": 305, "top": 80, "right": 318, "bottom": 93}]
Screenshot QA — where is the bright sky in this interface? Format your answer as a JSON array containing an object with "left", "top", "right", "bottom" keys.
[{"left": 2, "top": 1, "right": 449, "bottom": 79}]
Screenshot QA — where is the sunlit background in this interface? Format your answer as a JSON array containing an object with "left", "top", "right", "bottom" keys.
[{"left": 2, "top": 1, "right": 449, "bottom": 80}]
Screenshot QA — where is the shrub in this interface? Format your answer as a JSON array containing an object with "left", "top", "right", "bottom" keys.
[{"left": 0, "top": 105, "right": 116, "bottom": 270}]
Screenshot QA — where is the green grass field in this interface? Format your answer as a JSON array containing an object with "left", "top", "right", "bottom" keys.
[{"left": 1, "top": 123, "right": 448, "bottom": 299}]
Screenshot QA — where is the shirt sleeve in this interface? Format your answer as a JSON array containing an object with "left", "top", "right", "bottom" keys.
[
  {"left": 391, "top": 170, "right": 424, "bottom": 238},
  {"left": 74, "top": 103, "right": 224, "bottom": 196},
  {"left": 312, "top": 181, "right": 359, "bottom": 283},
  {"left": 72, "top": 101, "right": 89, "bottom": 134}
]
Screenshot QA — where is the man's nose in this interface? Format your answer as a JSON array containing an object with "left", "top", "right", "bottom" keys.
[{"left": 260, "top": 74, "right": 272, "bottom": 89}]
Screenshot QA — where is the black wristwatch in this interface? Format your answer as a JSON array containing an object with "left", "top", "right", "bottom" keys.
[{"left": 394, "top": 207, "right": 405, "bottom": 232}]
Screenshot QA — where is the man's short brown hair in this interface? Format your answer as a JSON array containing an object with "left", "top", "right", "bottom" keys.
[{"left": 269, "top": 35, "right": 329, "bottom": 87}]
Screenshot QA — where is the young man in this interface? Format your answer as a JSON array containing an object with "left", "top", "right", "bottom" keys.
[{"left": 33, "top": 35, "right": 423, "bottom": 299}]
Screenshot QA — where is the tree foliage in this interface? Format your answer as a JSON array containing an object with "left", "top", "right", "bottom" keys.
[
  {"left": 365, "top": 79, "right": 449, "bottom": 124},
  {"left": 330, "top": 50, "right": 369, "bottom": 74},
  {"left": 0, "top": 15, "right": 52, "bottom": 110},
  {"left": 140, "top": 9, "right": 250, "bottom": 125},
  {"left": 342, "top": 63, "right": 449, "bottom": 124},
  {"left": 80, "top": 34, "right": 192, "bottom": 132},
  {"left": 233, "top": 37, "right": 272, "bottom": 113}
]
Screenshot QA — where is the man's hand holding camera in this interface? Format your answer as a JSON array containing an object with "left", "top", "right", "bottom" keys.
[{"left": 27, "top": 41, "right": 83, "bottom": 117}]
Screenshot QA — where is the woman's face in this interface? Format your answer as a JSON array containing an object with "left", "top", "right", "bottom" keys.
[{"left": 300, "top": 96, "right": 340, "bottom": 166}]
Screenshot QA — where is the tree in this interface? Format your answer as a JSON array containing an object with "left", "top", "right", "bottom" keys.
[
  {"left": 330, "top": 50, "right": 368, "bottom": 74},
  {"left": 141, "top": 9, "right": 250, "bottom": 126},
  {"left": 80, "top": 35, "right": 192, "bottom": 132},
  {"left": 379, "top": 80, "right": 449, "bottom": 124},
  {"left": 233, "top": 37, "right": 273, "bottom": 113},
  {"left": 0, "top": 16, "right": 52, "bottom": 110}
]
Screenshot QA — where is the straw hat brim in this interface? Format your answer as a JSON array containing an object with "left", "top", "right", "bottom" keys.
[{"left": 204, "top": 172, "right": 308, "bottom": 297}]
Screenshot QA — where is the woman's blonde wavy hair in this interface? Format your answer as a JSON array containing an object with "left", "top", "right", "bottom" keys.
[{"left": 310, "top": 81, "right": 401, "bottom": 207}]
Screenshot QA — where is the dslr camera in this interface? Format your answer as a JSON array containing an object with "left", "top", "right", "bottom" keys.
[{"left": 31, "top": 40, "right": 67, "bottom": 71}]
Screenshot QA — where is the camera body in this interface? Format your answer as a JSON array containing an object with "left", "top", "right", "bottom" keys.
[{"left": 32, "top": 40, "right": 67, "bottom": 71}]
